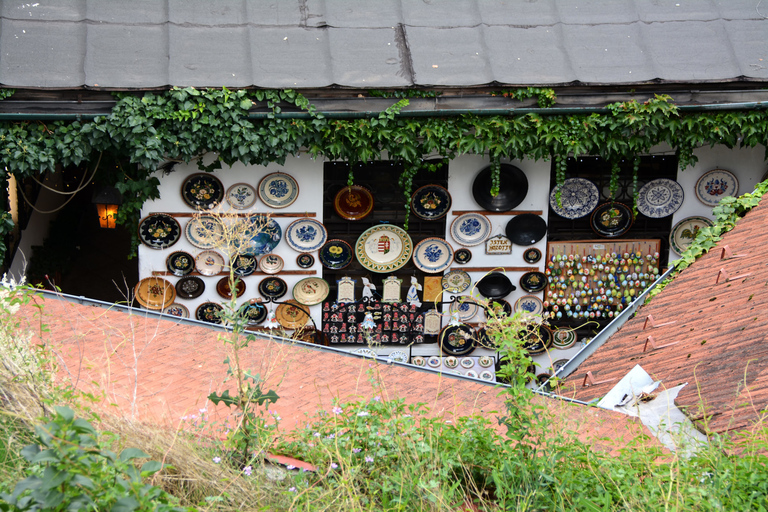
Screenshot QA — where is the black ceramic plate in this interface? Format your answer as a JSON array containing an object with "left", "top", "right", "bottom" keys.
[
  {"left": 319, "top": 239, "right": 353, "bottom": 270},
  {"left": 166, "top": 251, "right": 194, "bottom": 276},
  {"left": 505, "top": 214, "right": 547, "bottom": 246},
  {"left": 519, "top": 271, "right": 546, "bottom": 293},
  {"left": 475, "top": 326, "right": 498, "bottom": 349},
  {"left": 296, "top": 252, "right": 315, "bottom": 269},
  {"left": 522, "top": 325, "right": 552, "bottom": 355},
  {"left": 175, "top": 276, "right": 205, "bottom": 299},
  {"left": 472, "top": 164, "right": 529, "bottom": 212},
  {"left": 410, "top": 184, "right": 452, "bottom": 221},
  {"left": 196, "top": 302, "right": 224, "bottom": 324},
  {"left": 489, "top": 299, "right": 513, "bottom": 317},
  {"left": 590, "top": 202, "right": 634, "bottom": 238},
  {"left": 231, "top": 253, "right": 258, "bottom": 277},
  {"left": 239, "top": 301, "right": 268, "bottom": 325},
  {"left": 453, "top": 248, "right": 472, "bottom": 265},
  {"left": 476, "top": 272, "right": 515, "bottom": 299},
  {"left": 138, "top": 214, "right": 181, "bottom": 249},
  {"left": 259, "top": 276, "right": 287, "bottom": 299},
  {"left": 523, "top": 248, "right": 542, "bottom": 264},
  {"left": 439, "top": 324, "right": 477, "bottom": 356},
  {"left": 181, "top": 173, "right": 224, "bottom": 210}
]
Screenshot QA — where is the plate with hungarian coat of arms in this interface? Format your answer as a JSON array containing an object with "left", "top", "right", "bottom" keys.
[
  {"left": 355, "top": 225, "right": 413, "bottom": 273},
  {"left": 636, "top": 179, "right": 684, "bottom": 218},
  {"left": 258, "top": 172, "right": 299, "bottom": 209},
  {"left": 412, "top": 238, "right": 453, "bottom": 274},
  {"left": 410, "top": 184, "right": 452, "bottom": 221},
  {"left": 285, "top": 218, "right": 328, "bottom": 252}
]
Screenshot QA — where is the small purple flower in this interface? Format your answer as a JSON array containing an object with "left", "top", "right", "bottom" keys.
[
  {"left": 332, "top": 406, "right": 343, "bottom": 415},
  {"left": 243, "top": 465, "right": 252, "bottom": 476},
  {"left": 357, "top": 411, "right": 370, "bottom": 417},
  {"left": 213, "top": 456, "right": 221, "bottom": 464},
  {"left": 327, "top": 433, "right": 335, "bottom": 439},
  {"left": 373, "top": 396, "right": 381, "bottom": 402},
  {"left": 330, "top": 462, "right": 338, "bottom": 469},
  {"left": 352, "top": 448, "right": 361, "bottom": 453},
  {"left": 365, "top": 456, "right": 374, "bottom": 463},
  {"left": 289, "top": 487, "right": 297, "bottom": 492},
  {"left": 313, "top": 432, "right": 321, "bottom": 438},
  {"left": 286, "top": 465, "right": 296, "bottom": 470}
]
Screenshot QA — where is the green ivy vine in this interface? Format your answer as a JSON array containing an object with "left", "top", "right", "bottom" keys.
[{"left": 1, "top": 88, "right": 767, "bottom": 257}]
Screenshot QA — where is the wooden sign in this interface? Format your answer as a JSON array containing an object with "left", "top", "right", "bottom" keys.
[{"left": 485, "top": 235, "right": 512, "bottom": 255}]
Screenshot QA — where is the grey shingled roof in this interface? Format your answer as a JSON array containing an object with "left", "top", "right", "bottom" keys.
[{"left": 1, "top": 0, "right": 767, "bottom": 90}]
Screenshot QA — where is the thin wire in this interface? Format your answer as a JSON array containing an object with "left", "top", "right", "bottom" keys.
[
  {"left": 17, "top": 154, "right": 101, "bottom": 214},
  {"left": 30, "top": 151, "right": 102, "bottom": 195}
]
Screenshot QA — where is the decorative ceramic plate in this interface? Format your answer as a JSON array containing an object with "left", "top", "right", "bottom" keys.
[
  {"left": 334, "top": 185, "right": 374, "bottom": 221},
  {"left": 258, "top": 172, "right": 299, "bottom": 209},
  {"left": 427, "top": 356, "right": 441, "bottom": 368},
  {"left": 519, "top": 272, "right": 546, "bottom": 293},
  {"left": 175, "top": 276, "right": 205, "bottom": 299},
  {"left": 552, "top": 359, "right": 569, "bottom": 374},
  {"left": 450, "top": 213, "right": 492, "bottom": 247},
  {"left": 412, "top": 356, "right": 427, "bottom": 367},
  {"left": 275, "top": 300, "right": 310, "bottom": 329},
  {"left": 590, "top": 202, "right": 633, "bottom": 238},
  {"left": 259, "top": 277, "right": 287, "bottom": 299},
  {"left": 450, "top": 298, "right": 479, "bottom": 321},
  {"left": 505, "top": 214, "right": 547, "bottom": 246},
  {"left": 166, "top": 251, "right": 194, "bottom": 276},
  {"left": 138, "top": 214, "right": 181, "bottom": 249},
  {"left": 225, "top": 183, "right": 257, "bottom": 210},
  {"left": 489, "top": 299, "right": 512, "bottom": 317},
  {"left": 238, "top": 216, "right": 282, "bottom": 256},
  {"left": 460, "top": 357, "right": 475, "bottom": 369},
  {"left": 181, "top": 173, "right": 224, "bottom": 210},
  {"left": 465, "top": 370, "right": 479, "bottom": 379},
  {"left": 478, "top": 355, "right": 494, "bottom": 368},
  {"left": 231, "top": 253, "right": 258, "bottom": 277},
  {"left": 454, "top": 248, "right": 472, "bottom": 265},
  {"left": 549, "top": 178, "right": 600, "bottom": 219},
  {"left": 195, "top": 250, "right": 225, "bottom": 276},
  {"left": 523, "top": 326, "right": 552, "bottom": 355},
  {"left": 523, "top": 248, "right": 541, "bottom": 264},
  {"left": 412, "top": 238, "right": 453, "bottom": 274},
  {"left": 259, "top": 254, "right": 284, "bottom": 274},
  {"left": 441, "top": 270, "right": 471, "bottom": 293},
  {"left": 239, "top": 301, "right": 268, "bottom": 325},
  {"left": 292, "top": 277, "right": 330, "bottom": 306},
  {"left": 354, "top": 348, "right": 377, "bottom": 358},
  {"left": 472, "top": 164, "right": 528, "bottom": 212},
  {"left": 696, "top": 169, "right": 738, "bottom": 207},
  {"left": 285, "top": 218, "right": 328, "bottom": 252},
  {"left": 439, "top": 324, "right": 476, "bottom": 356},
  {"left": 296, "top": 253, "right": 315, "bottom": 269},
  {"left": 196, "top": 302, "right": 224, "bottom": 324},
  {"left": 355, "top": 225, "right": 413, "bottom": 273},
  {"left": 445, "top": 356, "right": 459, "bottom": 369},
  {"left": 479, "top": 370, "right": 495, "bottom": 381},
  {"left": 185, "top": 215, "right": 225, "bottom": 249},
  {"left": 514, "top": 295, "right": 544, "bottom": 315},
  {"left": 636, "top": 179, "right": 684, "bottom": 218},
  {"left": 135, "top": 277, "right": 176, "bottom": 310},
  {"left": 669, "top": 216, "right": 714, "bottom": 255},
  {"left": 389, "top": 350, "right": 409, "bottom": 363},
  {"left": 216, "top": 276, "right": 246, "bottom": 299},
  {"left": 410, "top": 184, "right": 452, "bottom": 221},
  {"left": 476, "top": 327, "right": 497, "bottom": 349},
  {"left": 552, "top": 329, "right": 577, "bottom": 350},
  {"left": 319, "top": 239, "right": 354, "bottom": 270},
  {"left": 163, "top": 303, "right": 189, "bottom": 318}
]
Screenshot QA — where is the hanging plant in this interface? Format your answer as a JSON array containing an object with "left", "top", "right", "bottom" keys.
[
  {"left": 631, "top": 157, "right": 640, "bottom": 216},
  {"left": 609, "top": 161, "right": 621, "bottom": 201}
]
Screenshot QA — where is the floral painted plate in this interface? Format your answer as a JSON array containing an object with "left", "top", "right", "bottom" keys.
[
  {"left": 444, "top": 356, "right": 459, "bottom": 369},
  {"left": 552, "top": 329, "right": 577, "bottom": 350},
  {"left": 319, "top": 239, "right": 354, "bottom": 270},
  {"left": 225, "top": 183, "right": 257, "bottom": 210},
  {"left": 549, "top": 178, "right": 600, "bottom": 219},
  {"left": 355, "top": 225, "right": 413, "bottom": 273},
  {"left": 411, "top": 356, "right": 427, "bottom": 367},
  {"left": 181, "top": 173, "right": 224, "bottom": 210},
  {"left": 258, "top": 172, "right": 299, "bottom": 209},
  {"left": 412, "top": 237, "right": 453, "bottom": 274},
  {"left": 237, "top": 215, "right": 282, "bottom": 256},
  {"left": 166, "top": 251, "right": 194, "bottom": 276},
  {"left": 334, "top": 185, "right": 374, "bottom": 221},
  {"left": 636, "top": 179, "right": 684, "bottom": 218},
  {"left": 449, "top": 297, "right": 479, "bottom": 321},
  {"left": 669, "top": 216, "right": 714, "bottom": 255},
  {"left": 465, "top": 370, "right": 479, "bottom": 379},
  {"left": 439, "top": 324, "right": 476, "bottom": 356},
  {"left": 292, "top": 277, "right": 330, "bottom": 306},
  {"left": 275, "top": 300, "right": 310, "bottom": 329},
  {"left": 478, "top": 355, "right": 494, "bottom": 368},
  {"left": 258, "top": 254, "right": 284, "bottom": 274},
  {"left": 514, "top": 295, "right": 544, "bottom": 315},
  {"left": 523, "top": 248, "right": 541, "bottom": 264},
  {"left": 696, "top": 169, "right": 738, "bottom": 207},
  {"left": 410, "top": 184, "right": 452, "bottom": 221},
  {"left": 460, "top": 357, "right": 475, "bottom": 369},
  {"left": 285, "top": 218, "right": 328, "bottom": 252},
  {"left": 258, "top": 276, "right": 287, "bottom": 299},
  {"left": 163, "top": 303, "right": 189, "bottom": 318},
  {"left": 175, "top": 276, "right": 205, "bottom": 299},
  {"left": 196, "top": 302, "right": 224, "bottom": 324},
  {"left": 453, "top": 248, "right": 472, "bottom": 264},
  {"left": 441, "top": 270, "right": 471, "bottom": 293},
  {"left": 138, "top": 214, "right": 181, "bottom": 249},
  {"left": 135, "top": 277, "right": 176, "bottom": 310},
  {"left": 479, "top": 370, "right": 495, "bottom": 381},
  {"left": 388, "top": 350, "right": 409, "bottom": 363},
  {"left": 427, "top": 356, "right": 441, "bottom": 368},
  {"left": 296, "top": 252, "right": 315, "bottom": 269},
  {"left": 184, "top": 215, "right": 225, "bottom": 249},
  {"left": 240, "top": 301, "right": 268, "bottom": 325},
  {"left": 230, "top": 253, "right": 258, "bottom": 277},
  {"left": 519, "top": 271, "right": 546, "bottom": 293},
  {"left": 450, "top": 213, "right": 492, "bottom": 247},
  {"left": 195, "top": 250, "right": 225, "bottom": 276},
  {"left": 589, "top": 202, "right": 633, "bottom": 238}
]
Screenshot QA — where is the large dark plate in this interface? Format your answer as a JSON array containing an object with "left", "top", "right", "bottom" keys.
[
  {"left": 166, "top": 251, "right": 194, "bottom": 276},
  {"left": 590, "top": 202, "right": 634, "bottom": 238},
  {"left": 476, "top": 272, "right": 515, "bottom": 299},
  {"left": 237, "top": 216, "right": 282, "bottom": 256},
  {"left": 216, "top": 276, "right": 246, "bottom": 299},
  {"left": 489, "top": 299, "right": 513, "bottom": 317},
  {"left": 196, "top": 302, "right": 224, "bottom": 324},
  {"left": 334, "top": 185, "right": 374, "bottom": 221},
  {"left": 505, "top": 214, "right": 547, "bottom": 246},
  {"left": 476, "top": 326, "right": 498, "bottom": 349},
  {"left": 522, "top": 325, "right": 552, "bottom": 355},
  {"left": 519, "top": 271, "right": 546, "bottom": 293},
  {"left": 258, "top": 276, "right": 287, "bottom": 299},
  {"left": 472, "top": 164, "right": 529, "bottom": 212},
  {"left": 230, "top": 253, "right": 258, "bottom": 277},
  {"left": 239, "top": 301, "right": 268, "bottom": 325},
  {"left": 410, "top": 184, "right": 452, "bottom": 221},
  {"left": 181, "top": 173, "right": 224, "bottom": 210},
  {"left": 138, "top": 214, "right": 181, "bottom": 249},
  {"left": 175, "top": 276, "right": 205, "bottom": 299},
  {"left": 439, "top": 324, "right": 477, "bottom": 356},
  {"left": 319, "top": 239, "right": 354, "bottom": 270}
]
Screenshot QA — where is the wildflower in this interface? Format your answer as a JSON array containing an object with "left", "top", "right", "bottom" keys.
[
  {"left": 313, "top": 432, "right": 321, "bottom": 438},
  {"left": 332, "top": 406, "right": 343, "bottom": 414},
  {"left": 199, "top": 408, "right": 207, "bottom": 414},
  {"left": 327, "top": 433, "right": 335, "bottom": 439},
  {"left": 213, "top": 456, "right": 221, "bottom": 464},
  {"left": 330, "top": 462, "right": 338, "bottom": 469},
  {"left": 373, "top": 396, "right": 381, "bottom": 402},
  {"left": 365, "top": 456, "right": 374, "bottom": 463},
  {"left": 357, "top": 411, "right": 370, "bottom": 417},
  {"left": 286, "top": 465, "right": 296, "bottom": 470},
  {"left": 289, "top": 487, "right": 297, "bottom": 492},
  {"left": 352, "top": 448, "right": 361, "bottom": 453},
  {"left": 243, "top": 466, "right": 252, "bottom": 476},
  {"left": 403, "top": 414, "right": 412, "bottom": 418}
]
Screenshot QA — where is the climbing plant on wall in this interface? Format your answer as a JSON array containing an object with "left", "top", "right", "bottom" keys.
[{"left": 0, "top": 87, "right": 767, "bottom": 257}]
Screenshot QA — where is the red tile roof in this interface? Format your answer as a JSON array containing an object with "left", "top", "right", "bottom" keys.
[
  {"left": 561, "top": 196, "right": 768, "bottom": 435},
  {"left": 20, "top": 296, "right": 650, "bottom": 451}
]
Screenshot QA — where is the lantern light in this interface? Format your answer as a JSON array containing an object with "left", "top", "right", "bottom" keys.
[{"left": 92, "top": 186, "right": 122, "bottom": 229}]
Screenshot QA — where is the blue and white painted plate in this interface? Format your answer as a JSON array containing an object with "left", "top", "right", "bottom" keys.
[
  {"left": 412, "top": 237, "right": 453, "bottom": 274},
  {"left": 285, "top": 218, "right": 328, "bottom": 252},
  {"left": 514, "top": 295, "right": 544, "bottom": 315},
  {"left": 450, "top": 213, "right": 492, "bottom": 247},
  {"left": 696, "top": 169, "right": 738, "bottom": 207},
  {"left": 257, "top": 172, "right": 299, "bottom": 209},
  {"left": 636, "top": 179, "right": 684, "bottom": 218},
  {"left": 233, "top": 215, "right": 282, "bottom": 256},
  {"left": 449, "top": 298, "right": 479, "bottom": 321},
  {"left": 549, "top": 178, "right": 600, "bottom": 219}
]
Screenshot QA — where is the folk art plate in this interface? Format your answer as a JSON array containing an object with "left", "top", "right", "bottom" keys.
[
  {"left": 292, "top": 277, "right": 330, "bottom": 306},
  {"left": 319, "top": 239, "right": 354, "bottom": 270},
  {"left": 258, "top": 172, "right": 299, "bottom": 209},
  {"left": 450, "top": 213, "right": 492, "bottom": 247},
  {"left": 139, "top": 214, "right": 181, "bottom": 249},
  {"left": 441, "top": 270, "right": 471, "bottom": 293},
  {"left": 410, "top": 184, "right": 452, "bottom": 221},
  {"left": 334, "top": 185, "right": 374, "bottom": 221},
  {"left": 184, "top": 215, "right": 225, "bottom": 249},
  {"left": 225, "top": 183, "right": 257, "bottom": 210},
  {"left": 163, "top": 303, "right": 189, "bottom": 318},
  {"left": 135, "top": 277, "right": 176, "bottom": 310},
  {"left": 696, "top": 169, "right": 738, "bottom": 207},
  {"left": 181, "top": 173, "right": 224, "bottom": 210},
  {"left": 275, "top": 300, "right": 310, "bottom": 329},
  {"left": 636, "top": 179, "right": 684, "bottom": 218},
  {"left": 412, "top": 237, "right": 453, "bottom": 274},
  {"left": 166, "top": 251, "right": 194, "bottom": 276},
  {"left": 549, "top": 178, "right": 599, "bottom": 219},
  {"left": 355, "top": 225, "right": 413, "bottom": 273},
  {"left": 175, "top": 276, "right": 205, "bottom": 299},
  {"left": 194, "top": 250, "right": 225, "bottom": 276},
  {"left": 259, "top": 276, "right": 288, "bottom": 299},
  {"left": 196, "top": 302, "right": 224, "bottom": 324},
  {"left": 669, "top": 216, "right": 714, "bottom": 255},
  {"left": 285, "top": 218, "right": 328, "bottom": 252}
]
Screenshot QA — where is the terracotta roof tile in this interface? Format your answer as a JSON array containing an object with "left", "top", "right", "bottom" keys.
[{"left": 562, "top": 197, "right": 768, "bottom": 435}]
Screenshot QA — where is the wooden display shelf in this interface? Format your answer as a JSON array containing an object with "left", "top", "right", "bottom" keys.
[
  {"left": 150, "top": 212, "right": 316, "bottom": 218},
  {"left": 450, "top": 210, "right": 542, "bottom": 216},
  {"left": 152, "top": 270, "right": 317, "bottom": 277},
  {"left": 448, "top": 266, "right": 539, "bottom": 273}
]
